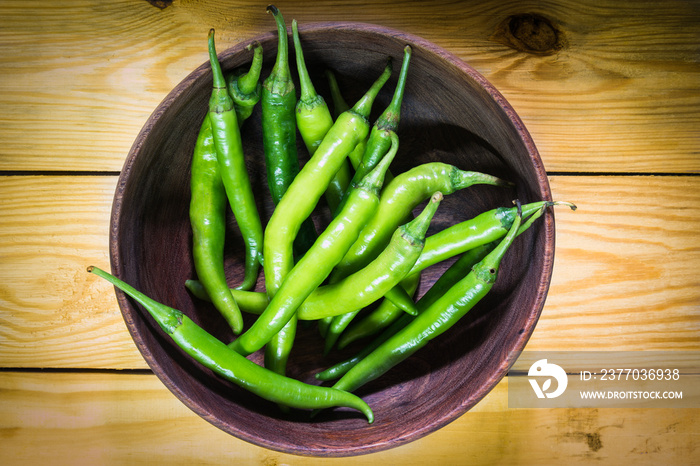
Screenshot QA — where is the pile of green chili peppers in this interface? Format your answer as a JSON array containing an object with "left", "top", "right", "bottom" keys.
[{"left": 89, "top": 5, "right": 575, "bottom": 424}]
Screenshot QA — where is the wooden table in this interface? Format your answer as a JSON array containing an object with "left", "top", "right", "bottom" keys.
[{"left": 1, "top": 1, "right": 698, "bottom": 464}]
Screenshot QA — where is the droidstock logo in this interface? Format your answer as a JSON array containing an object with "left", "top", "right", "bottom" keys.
[{"left": 528, "top": 359, "right": 568, "bottom": 399}]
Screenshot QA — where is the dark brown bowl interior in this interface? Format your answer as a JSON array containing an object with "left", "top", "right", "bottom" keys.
[{"left": 110, "top": 22, "right": 553, "bottom": 457}]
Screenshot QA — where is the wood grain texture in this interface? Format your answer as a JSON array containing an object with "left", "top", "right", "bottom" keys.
[
  {"left": 0, "top": 371, "right": 697, "bottom": 465},
  {"left": 529, "top": 175, "right": 700, "bottom": 352},
  {"left": 0, "top": 176, "right": 146, "bottom": 369},
  {"left": 0, "top": 0, "right": 697, "bottom": 172},
  {"left": 0, "top": 176, "right": 697, "bottom": 366}
]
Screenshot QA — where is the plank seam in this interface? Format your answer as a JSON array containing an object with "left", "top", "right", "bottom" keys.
[
  {"left": 1, "top": 171, "right": 698, "bottom": 177},
  {"left": 0, "top": 367, "right": 153, "bottom": 374},
  {"left": 0, "top": 170, "right": 122, "bottom": 177}
]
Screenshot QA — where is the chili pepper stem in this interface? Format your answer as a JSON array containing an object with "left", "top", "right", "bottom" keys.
[
  {"left": 226, "top": 41, "right": 263, "bottom": 125},
  {"left": 401, "top": 191, "right": 443, "bottom": 243},
  {"left": 450, "top": 168, "right": 513, "bottom": 189},
  {"left": 548, "top": 200, "right": 577, "bottom": 211},
  {"left": 345, "top": 45, "right": 411, "bottom": 190},
  {"left": 351, "top": 58, "right": 393, "bottom": 119},
  {"left": 237, "top": 41, "right": 264, "bottom": 96},
  {"left": 266, "top": 5, "right": 294, "bottom": 97},
  {"left": 325, "top": 69, "right": 350, "bottom": 117},
  {"left": 292, "top": 19, "right": 317, "bottom": 104},
  {"left": 376, "top": 45, "right": 412, "bottom": 131},
  {"left": 357, "top": 130, "right": 399, "bottom": 192},
  {"left": 478, "top": 200, "right": 523, "bottom": 277},
  {"left": 88, "top": 266, "right": 183, "bottom": 334},
  {"left": 208, "top": 29, "right": 229, "bottom": 109}
]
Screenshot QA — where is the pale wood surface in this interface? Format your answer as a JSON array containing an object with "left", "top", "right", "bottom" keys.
[
  {"left": 2, "top": 371, "right": 698, "bottom": 465},
  {"left": 0, "top": 0, "right": 698, "bottom": 464},
  {"left": 1, "top": 0, "right": 698, "bottom": 173}
]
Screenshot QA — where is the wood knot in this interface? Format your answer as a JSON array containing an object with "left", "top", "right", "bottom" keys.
[
  {"left": 493, "top": 13, "right": 566, "bottom": 55},
  {"left": 586, "top": 432, "right": 603, "bottom": 452},
  {"left": 146, "top": 0, "right": 173, "bottom": 9}
]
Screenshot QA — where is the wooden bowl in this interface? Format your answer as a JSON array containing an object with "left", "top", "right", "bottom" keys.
[{"left": 111, "top": 22, "right": 553, "bottom": 457}]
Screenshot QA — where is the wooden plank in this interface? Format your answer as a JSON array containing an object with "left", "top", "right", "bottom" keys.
[
  {"left": 0, "top": 175, "right": 697, "bottom": 369},
  {"left": 0, "top": 1, "right": 205, "bottom": 172},
  {"left": 0, "top": 371, "right": 697, "bottom": 465},
  {"left": 0, "top": 1, "right": 697, "bottom": 172},
  {"left": 527, "top": 175, "right": 700, "bottom": 352},
  {"left": 0, "top": 175, "right": 146, "bottom": 369}
]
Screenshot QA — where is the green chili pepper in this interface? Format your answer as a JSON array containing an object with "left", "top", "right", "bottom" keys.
[
  {"left": 187, "top": 36, "right": 265, "bottom": 333},
  {"left": 208, "top": 30, "right": 264, "bottom": 293},
  {"left": 228, "top": 132, "right": 399, "bottom": 357},
  {"left": 261, "top": 6, "right": 319, "bottom": 377},
  {"left": 226, "top": 40, "right": 263, "bottom": 125},
  {"left": 319, "top": 192, "right": 443, "bottom": 355},
  {"left": 189, "top": 117, "right": 242, "bottom": 334},
  {"left": 317, "top": 315, "right": 333, "bottom": 340},
  {"left": 264, "top": 318, "right": 297, "bottom": 380},
  {"left": 261, "top": 5, "right": 299, "bottom": 205},
  {"left": 291, "top": 19, "right": 353, "bottom": 213},
  {"left": 326, "top": 69, "right": 350, "bottom": 117},
  {"left": 329, "top": 201, "right": 523, "bottom": 394},
  {"left": 330, "top": 163, "right": 512, "bottom": 283},
  {"left": 292, "top": 20, "right": 333, "bottom": 155},
  {"left": 207, "top": 30, "right": 264, "bottom": 327},
  {"left": 262, "top": 6, "right": 318, "bottom": 258},
  {"left": 87, "top": 266, "right": 373, "bottom": 422}
]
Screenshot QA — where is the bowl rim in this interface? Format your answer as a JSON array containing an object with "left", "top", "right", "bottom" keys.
[{"left": 110, "top": 20, "right": 554, "bottom": 457}]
